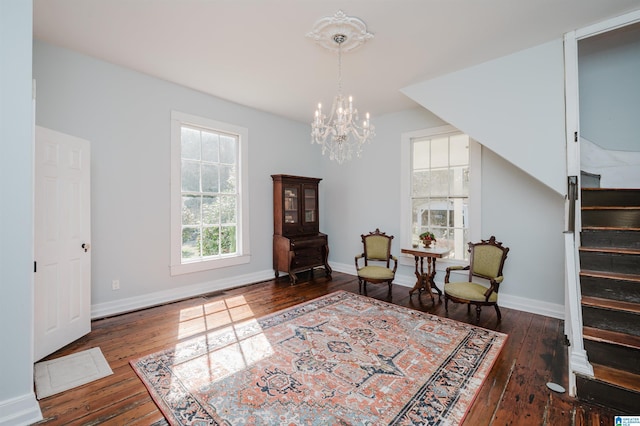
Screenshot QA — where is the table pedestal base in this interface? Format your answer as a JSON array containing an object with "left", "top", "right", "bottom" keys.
[{"left": 402, "top": 247, "right": 449, "bottom": 305}]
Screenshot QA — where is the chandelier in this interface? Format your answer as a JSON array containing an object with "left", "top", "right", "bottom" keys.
[{"left": 307, "top": 11, "right": 375, "bottom": 164}]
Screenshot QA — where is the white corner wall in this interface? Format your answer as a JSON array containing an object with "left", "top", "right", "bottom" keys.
[
  {"left": 401, "top": 40, "right": 567, "bottom": 196},
  {"left": 481, "top": 148, "right": 565, "bottom": 312},
  {"left": 390, "top": 39, "right": 570, "bottom": 315},
  {"left": 33, "top": 41, "right": 319, "bottom": 316},
  {"left": 321, "top": 107, "right": 566, "bottom": 318},
  {"left": 0, "top": 1, "right": 43, "bottom": 424}
]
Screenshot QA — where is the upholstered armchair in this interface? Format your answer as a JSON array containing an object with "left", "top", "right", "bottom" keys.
[
  {"left": 444, "top": 236, "right": 509, "bottom": 323},
  {"left": 355, "top": 229, "right": 398, "bottom": 296}
]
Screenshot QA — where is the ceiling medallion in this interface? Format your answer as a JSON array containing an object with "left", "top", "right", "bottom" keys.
[{"left": 306, "top": 10, "right": 374, "bottom": 53}]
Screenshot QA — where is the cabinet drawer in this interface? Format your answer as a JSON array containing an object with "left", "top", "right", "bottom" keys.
[
  {"left": 290, "top": 238, "right": 326, "bottom": 250},
  {"left": 292, "top": 246, "right": 323, "bottom": 268},
  {"left": 294, "top": 246, "right": 322, "bottom": 257}
]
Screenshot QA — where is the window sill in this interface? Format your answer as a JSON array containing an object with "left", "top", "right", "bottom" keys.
[{"left": 170, "top": 254, "right": 251, "bottom": 276}]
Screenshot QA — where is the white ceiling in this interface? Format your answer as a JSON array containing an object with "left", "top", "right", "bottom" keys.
[{"left": 33, "top": 0, "right": 640, "bottom": 124}]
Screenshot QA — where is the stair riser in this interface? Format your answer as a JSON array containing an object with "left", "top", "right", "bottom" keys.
[
  {"left": 579, "top": 251, "right": 640, "bottom": 275},
  {"left": 581, "top": 229, "right": 640, "bottom": 250},
  {"left": 581, "top": 209, "right": 640, "bottom": 228},
  {"left": 583, "top": 339, "right": 640, "bottom": 375},
  {"left": 582, "top": 189, "right": 640, "bottom": 207},
  {"left": 582, "top": 306, "right": 640, "bottom": 337},
  {"left": 576, "top": 375, "right": 640, "bottom": 414},
  {"left": 578, "top": 188, "right": 640, "bottom": 412},
  {"left": 580, "top": 275, "right": 640, "bottom": 304}
]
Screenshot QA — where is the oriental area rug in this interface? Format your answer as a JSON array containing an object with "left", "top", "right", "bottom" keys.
[{"left": 130, "top": 290, "right": 507, "bottom": 425}]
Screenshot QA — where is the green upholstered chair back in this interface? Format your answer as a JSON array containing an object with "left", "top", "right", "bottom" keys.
[
  {"left": 469, "top": 236, "right": 508, "bottom": 280},
  {"left": 365, "top": 235, "right": 391, "bottom": 260},
  {"left": 362, "top": 229, "right": 393, "bottom": 266}
]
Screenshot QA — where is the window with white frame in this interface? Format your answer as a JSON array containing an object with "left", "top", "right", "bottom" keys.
[
  {"left": 401, "top": 125, "right": 480, "bottom": 262},
  {"left": 170, "top": 111, "right": 250, "bottom": 275}
]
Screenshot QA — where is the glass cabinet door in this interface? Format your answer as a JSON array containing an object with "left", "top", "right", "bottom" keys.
[
  {"left": 283, "top": 186, "right": 299, "bottom": 224},
  {"left": 303, "top": 187, "right": 316, "bottom": 224},
  {"left": 301, "top": 185, "right": 318, "bottom": 235}
]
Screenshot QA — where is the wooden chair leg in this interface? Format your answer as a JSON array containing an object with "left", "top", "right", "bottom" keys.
[
  {"left": 475, "top": 305, "right": 482, "bottom": 323},
  {"left": 495, "top": 305, "right": 502, "bottom": 321},
  {"left": 444, "top": 296, "right": 449, "bottom": 312}
]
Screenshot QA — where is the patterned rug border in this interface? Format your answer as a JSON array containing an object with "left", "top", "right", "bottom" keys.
[{"left": 131, "top": 290, "right": 508, "bottom": 425}]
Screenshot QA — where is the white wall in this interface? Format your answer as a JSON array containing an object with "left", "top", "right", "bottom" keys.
[
  {"left": 0, "top": 2, "right": 43, "bottom": 425},
  {"left": 481, "top": 149, "right": 565, "bottom": 309},
  {"left": 321, "top": 108, "right": 446, "bottom": 265},
  {"left": 396, "top": 39, "right": 569, "bottom": 315},
  {"left": 579, "top": 25, "right": 640, "bottom": 153},
  {"left": 324, "top": 108, "right": 566, "bottom": 316},
  {"left": 33, "top": 41, "right": 321, "bottom": 316},
  {"left": 34, "top": 38, "right": 568, "bottom": 321},
  {"left": 402, "top": 40, "right": 567, "bottom": 196}
]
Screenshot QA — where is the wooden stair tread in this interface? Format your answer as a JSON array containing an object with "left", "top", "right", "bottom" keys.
[
  {"left": 583, "top": 326, "right": 640, "bottom": 350},
  {"left": 591, "top": 363, "right": 640, "bottom": 393},
  {"left": 582, "top": 296, "right": 640, "bottom": 314},
  {"left": 580, "top": 270, "right": 640, "bottom": 282},
  {"left": 579, "top": 187, "right": 640, "bottom": 403},
  {"left": 582, "top": 206, "right": 640, "bottom": 210},
  {"left": 582, "top": 188, "right": 640, "bottom": 191},
  {"left": 582, "top": 226, "right": 640, "bottom": 231},
  {"left": 579, "top": 246, "right": 640, "bottom": 255}
]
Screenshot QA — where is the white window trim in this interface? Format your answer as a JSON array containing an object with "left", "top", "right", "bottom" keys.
[
  {"left": 399, "top": 125, "right": 481, "bottom": 268},
  {"left": 170, "top": 111, "right": 250, "bottom": 275}
]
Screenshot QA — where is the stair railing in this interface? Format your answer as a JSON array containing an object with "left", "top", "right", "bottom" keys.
[{"left": 564, "top": 175, "right": 593, "bottom": 396}]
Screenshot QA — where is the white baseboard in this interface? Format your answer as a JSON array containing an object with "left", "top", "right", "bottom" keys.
[
  {"left": 0, "top": 392, "right": 42, "bottom": 426},
  {"left": 331, "top": 261, "right": 565, "bottom": 320},
  {"left": 92, "top": 263, "right": 565, "bottom": 321},
  {"left": 497, "top": 292, "right": 564, "bottom": 319},
  {"left": 91, "top": 269, "right": 275, "bottom": 319}
]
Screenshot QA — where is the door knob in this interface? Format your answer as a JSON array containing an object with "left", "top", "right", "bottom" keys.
[{"left": 82, "top": 243, "right": 91, "bottom": 252}]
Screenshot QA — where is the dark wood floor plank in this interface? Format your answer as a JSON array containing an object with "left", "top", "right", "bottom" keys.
[
  {"left": 544, "top": 392, "right": 576, "bottom": 426},
  {"left": 463, "top": 307, "right": 530, "bottom": 425},
  {"left": 34, "top": 272, "right": 619, "bottom": 425},
  {"left": 496, "top": 314, "right": 575, "bottom": 425}
]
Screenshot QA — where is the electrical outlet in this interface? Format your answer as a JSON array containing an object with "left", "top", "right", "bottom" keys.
[{"left": 112, "top": 279, "right": 120, "bottom": 290}]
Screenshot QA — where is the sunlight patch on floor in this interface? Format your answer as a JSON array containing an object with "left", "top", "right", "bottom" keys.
[{"left": 174, "top": 295, "right": 274, "bottom": 383}]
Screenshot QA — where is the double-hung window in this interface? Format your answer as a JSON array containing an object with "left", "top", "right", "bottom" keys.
[
  {"left": 170, "top": 111, "right": 250, "bottom": 275},
  {"left": 401, "top": 125, "right": 480, "bottom": 262}
]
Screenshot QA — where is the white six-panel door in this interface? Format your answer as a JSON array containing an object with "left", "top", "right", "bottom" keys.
[{"left": 34, "top": 126, "right": 91, "bottom": 361}]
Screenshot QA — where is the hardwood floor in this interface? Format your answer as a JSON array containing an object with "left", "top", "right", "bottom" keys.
[{"left": 35, "top": 272, "right": 620, "bottom": 425}]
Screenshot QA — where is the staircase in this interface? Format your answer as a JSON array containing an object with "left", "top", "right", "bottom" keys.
[{"left": 576, "top": 188, "right": 640, "bottom": 413}]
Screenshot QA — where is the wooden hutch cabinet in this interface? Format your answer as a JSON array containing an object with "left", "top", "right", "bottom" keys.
[{"left": 272, "top": 174, "right": 331, "bottom": 284}]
